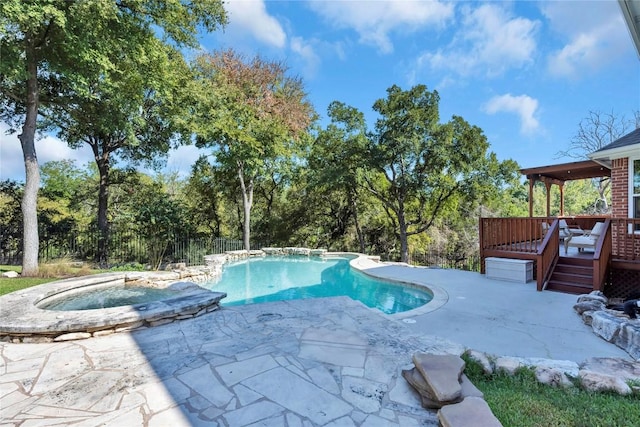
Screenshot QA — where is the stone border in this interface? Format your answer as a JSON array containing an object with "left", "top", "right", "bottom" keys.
[
  {"left": 0, "top": 249, "right": 440, "bottom": 343},
  {"left": 465, "top": 349, "right": 640, "bottom": 396},
  {"left": 573, "top": 291, "right": 640, "bottom": 360},
  {"left": 0, "top": 269, "right": 225, "bottom": 343}
]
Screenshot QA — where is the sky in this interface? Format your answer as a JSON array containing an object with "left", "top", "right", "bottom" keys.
[{"left": 1, "top": 0, "right": 639, "bottom": 183}]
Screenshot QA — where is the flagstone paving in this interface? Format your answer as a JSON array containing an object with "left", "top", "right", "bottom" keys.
[{"left": 1, "top": 297, "right": 464, "bottom": 426}]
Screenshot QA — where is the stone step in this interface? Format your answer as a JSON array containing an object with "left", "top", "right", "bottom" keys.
[
  {"left": 438, "top": 396, "right": 503, "bottom": 427},
  {"left": 405, "top": 352, "right": 503, "bottom": 426},
  {"left": 412, "top": 353, "right": 465, "bottom": 402}
]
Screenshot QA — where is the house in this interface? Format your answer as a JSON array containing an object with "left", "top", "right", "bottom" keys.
[{"left": 479, "top": 2, "right": 640, "bottom": 297}]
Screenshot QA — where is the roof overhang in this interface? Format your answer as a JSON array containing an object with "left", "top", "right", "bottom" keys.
[
  {"left": 589, "top": 144, "right": 640, "bottom": 167},
  {"left": 619, "top": 0, "right": 640, "bottom": 59},
  {"left": 520, "top": 160, "right": 611, "bottom": 183}
]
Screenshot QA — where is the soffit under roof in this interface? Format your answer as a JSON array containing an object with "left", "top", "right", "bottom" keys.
[
  {"left": 520, "top": 160, "right": 611, "bottom": 183},
  {"left": 619, "top": 0, "right": 640, "bottom": 58}
]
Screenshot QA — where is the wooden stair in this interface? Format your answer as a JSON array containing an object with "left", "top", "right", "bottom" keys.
[{"left": 545, "top": 257, "right": 593, "bottom": 294}]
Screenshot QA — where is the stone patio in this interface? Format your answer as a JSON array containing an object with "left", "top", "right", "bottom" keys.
[{"left": 1, "top": 297, "right": 464, "bottom": 426}]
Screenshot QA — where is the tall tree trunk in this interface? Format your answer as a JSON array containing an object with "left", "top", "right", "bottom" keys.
[
  {"left": 19, "top": 43, "right": 40, "bottom": 277},
  {"left": 349, "top": 192, "right": 365, "bottom": 254},
  {"left": 398, "top": 209, "right": 409, "bottom": 263},
  {"left": 95, "top": 150, "right": 110, "bottom": 268},
  {"left": 237, "top": 162, "right": 253, "bottom": 251}
]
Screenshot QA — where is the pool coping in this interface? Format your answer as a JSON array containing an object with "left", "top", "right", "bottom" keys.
[
  {"left": 347, "top": 254, "right": 448, "bottom": 320},
  {"left": 0, "top": 271, "right": 226, "bottom": 343},
  {"left": 0, "top": 252, "right": 446, "bottom": 343}
]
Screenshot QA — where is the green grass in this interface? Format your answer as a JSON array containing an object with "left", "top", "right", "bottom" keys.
[
  {"left": 0, "top": 276, "right": 54, "bottom": 296},
  {"left": 0, "top": 263, "right": 104, "bottom": 296},
  {"left": 463, "top": 356, "right": 640, "bottom": 427}
]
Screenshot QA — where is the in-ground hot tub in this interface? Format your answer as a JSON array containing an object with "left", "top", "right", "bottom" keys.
[{"left": 0, "top": 270, "right": 226, "bottom": 343}]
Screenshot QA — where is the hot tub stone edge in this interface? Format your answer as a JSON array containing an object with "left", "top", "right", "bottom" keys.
[{"left": 0, "top": 269, "right": 226, "bottom": 343}]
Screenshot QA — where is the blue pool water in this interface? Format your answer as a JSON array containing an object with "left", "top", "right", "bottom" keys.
[{"left": 203, "top": 256, "right": 432, "bottom": 314}]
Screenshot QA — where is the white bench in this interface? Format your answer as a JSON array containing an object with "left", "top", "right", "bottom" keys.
[{"left": 485, "top": 257, "right": 533, "bottom": 283}]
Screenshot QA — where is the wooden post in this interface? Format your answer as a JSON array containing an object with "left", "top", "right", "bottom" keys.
[
  {"left": 528, "top": 178, "right": 534, "bottom": 217},
  {"left": 559, "top": 183, "right": 564, "bottom": 216},
  {"left": 545, "top": 181, "right": 552, "bottom": 217}
]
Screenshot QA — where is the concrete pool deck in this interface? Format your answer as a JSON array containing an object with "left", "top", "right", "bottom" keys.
[{"left": 0, "top": 264, "right": 635, "bottom": 426}]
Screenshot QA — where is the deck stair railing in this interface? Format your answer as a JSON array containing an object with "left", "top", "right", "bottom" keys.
[
  {"left": 479, "top": 217, "right": 560, "bottom": 290},
  {"left": 592, "top": 219, "right": 612, "bottom": 292},
  {"left": 538, "top": 221, "right": 560, "bottom": 291}
]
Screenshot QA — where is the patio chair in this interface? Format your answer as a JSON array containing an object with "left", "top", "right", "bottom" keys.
[
  {"left": 541, "top": 221, "right": 570, "bottom": 241},
  {"left": 559, "top": 219, "right": 584, "bottom": 236},
  {"left": 564, "top": 222, "right": 605, "bottom": 254}
]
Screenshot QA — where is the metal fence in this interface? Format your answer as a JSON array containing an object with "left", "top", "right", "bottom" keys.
[
  {"left": 407, "top": 250, "right": 481, "bottom": 272},
  {"left": 2, "top": 228, "right": 480, "bottom": 272},
  {"left": 1, "top": 230, "right": 250, "bottom": 267}
]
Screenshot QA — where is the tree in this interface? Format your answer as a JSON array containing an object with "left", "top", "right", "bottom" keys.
[
  {"left": 0, "top": 0, "right": 226, "bottom": 274},
  {"left": 363, "top": 84, "right": 518, "bottom": 263},
  {"left": 556, "top": 110, "right": 640, "bottom": 213},
  {"left": 184, "top": 156, "right": 236, "bottom": 238},
  {"left": 0, "top": 181, "right": 24, "bottom": 264},
  {"left": 44, "top": 40, "right": 198, "bottom": 267},
  {"left": 309, "top": 102, "right": 370, "bottom": 252},
  {"left": 193, "top": 50, "right": 316, "bottom": 250}
]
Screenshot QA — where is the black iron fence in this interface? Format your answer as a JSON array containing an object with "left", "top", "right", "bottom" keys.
[
  {"left": 0, "top": 229, "right": 251, "bottom": 267},
  {"left": 2, "top": 228, "right": 480, "bottom": 272}
]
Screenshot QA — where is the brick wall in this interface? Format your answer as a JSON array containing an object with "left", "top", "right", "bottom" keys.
[{"left": 611, "top": 158, "right": 629, "bottom": 218}]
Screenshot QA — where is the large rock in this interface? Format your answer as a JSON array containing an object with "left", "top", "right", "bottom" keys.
[
  {"left": 573, "top": 300, "right": 605, "bottom": 315},
  {"left": 577, "top": 291, "right": 607, "bottom": 304},
  {"left": 1, "top": 271, "right": 19, "bottom": 278},
  {"left": 579, "top": 370, "right": 632, "bottom": 395},
  {"left": 581, "top": 357, "right": 640, "bottom": 382},
  {"left": 437, "top": 397, "right": 502, "bottom": 427},
  {"left": 614, "top": 322, "right": 640, "bottom": 360},
  {"left": 590, "top": 311, "right": 625, "bottom": 342},
  {"left": 412, "top": 353, "right": 465, "bottom": 403},
  {"left": 534, "top": 366, "right": 574, "bottom": 388}
]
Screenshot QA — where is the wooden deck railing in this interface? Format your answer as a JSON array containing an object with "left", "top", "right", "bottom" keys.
[
  {"left": 537, "top": 221, "right": 559, "bottom": 291},
  {"left": 592, "top": 219, "right": 612, "bottom": 292},
  {"left": 479, "top": 217, "right": 559, "bottom": 290},
  {"left": 610, "top": 218, "right": 640, "bottom": 266},
  {"left": 480, "top": 217, "right": 547, "bottom": 254}
]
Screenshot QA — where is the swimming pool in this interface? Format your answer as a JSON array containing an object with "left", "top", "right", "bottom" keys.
[{"left": 202, "top": 256, "right": 432, "bottom": 314}]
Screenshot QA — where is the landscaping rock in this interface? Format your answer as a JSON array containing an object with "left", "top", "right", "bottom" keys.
[
  {"left": 580, "top": 357, "right": 640, "bottom": 382},
  {"left": 577, "top": 291, "right": 607, "bottom": 304},
  {"left": 1, "top": 271, "right": 19, "bottom": 278},
  {"left": 579, "top": 370, "right": 632, "bottom": 395},
  {"left": 464, "top": 350, "right": 493, "bottom": 375},
  {"left": 534, "top": 366, "right": 574, "bottom": 388},
  {"left": 412, "top": 353, "right": 464, "bottom": 402},
  {"left": 437, "top": 397, "right": 502, "bottom": 427},
  {"left": 573, "top": 300, "right": 605, "bottom": 315}
]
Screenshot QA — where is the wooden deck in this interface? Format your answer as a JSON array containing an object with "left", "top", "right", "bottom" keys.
[{"left": 480, "top": 217, "right": 640, "bottom": 293}]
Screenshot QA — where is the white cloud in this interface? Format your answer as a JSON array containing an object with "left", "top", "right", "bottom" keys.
[
  {"left": 419, "top": 4, "right": 539, "bottom": 77},
  {"left": 0, "top": 123, "right": 94, "bottom": 182},
  {"left": 290, "top": 36, "right": 321, "bottom": 78},
  {"left": 222, "top": 0, "right": 287, "bottom": 48},
  {"left": 483, "top": 94, "right": 540, "bottom": 135},
  {"left": 308, "top": 0, "right": 454, "bottom": 54},
  {"left": 542, "top": 1, "right": 630, "bottom": 79}
]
